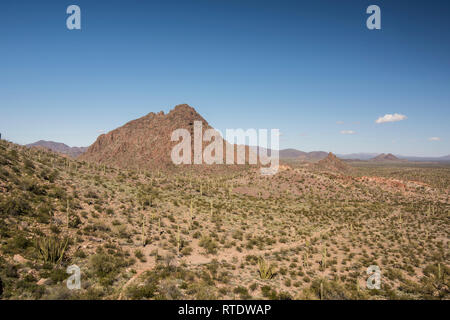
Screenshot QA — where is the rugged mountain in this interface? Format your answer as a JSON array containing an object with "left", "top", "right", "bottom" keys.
[
  {"left": 279, "top": 148, "right": 307, "bottom": 158},
  {"left": 370, "top": 153, "right": 402, "bottom": 162},
  {"left": 297, "top": 151, "right": 328, "bottom": 162},
  {"left": 79, "top": 104, "right": 254, "bottom": 170},
  {"left": 249, "top": 147, "right": 328, "bottom": 161},
  {"left": 26, "top": 140, "right": 87, "bottom": 158},
  {"left": 338, "top": 153, "right": 379, "bottom": 160},
  {"left": 249, "top": 147, "right": 307, "bottom": 159},
  {"left": 312, "top": 152, "right": 351, "bottom": 173}
]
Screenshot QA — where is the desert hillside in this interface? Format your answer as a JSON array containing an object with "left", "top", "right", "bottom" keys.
[
  {"left": 0, "top": 139, "right": 448, "bottom": 300},
  {"left": 26, "top": 141, "right": 87, "bottom": 158}
]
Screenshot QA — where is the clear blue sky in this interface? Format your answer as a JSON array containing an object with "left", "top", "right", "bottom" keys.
[{"left": 1, "top": 0, "right": 449, "bottom": 156}]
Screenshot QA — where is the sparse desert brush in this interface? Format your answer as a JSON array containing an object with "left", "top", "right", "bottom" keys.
[
  {"left": 302, "top": 278, "right": 353, "bottom": 300},
  {"left": 199, "top": 235, "right": 218, "bottom": 254},
  {"left": 0, "top": 195, "right": 32, "bottom": 216},
  {"left": 0, "top": 140, "right": 448, "bottom": 300},
  {"left": 89, "top": 249, "right": 130, "bottom": 286},
  {"left": 134, "top": 249, "right": 146, "bottom": 262}
]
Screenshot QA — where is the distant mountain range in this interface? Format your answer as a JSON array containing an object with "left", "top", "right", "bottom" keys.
[
  {"left": 369, "top": 153, "right": 403, "bottom": 162},
  {"left": 25, "top": 117, "right": 449, "bottom": 163},
  {"left": 396, "top": 154, "right": 450, "bottom": 162},
  {"left": 26, "top": 140, "right": 450, "bottom": 163},
  {"left": 26, "top": 140, "right": 88, "bottom": 158},
  {"left": 250, "top": 147, "right": 329, "bottom": 162},
  {"left": 252, "top": 147, "right": 450, "bottom": 162}
]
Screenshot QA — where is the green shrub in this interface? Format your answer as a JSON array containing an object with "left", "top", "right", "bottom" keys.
[
  {"left": 1, "top": 196, "right": 31, "bottom": 216},
  {"left": 68, "top": 214, "right": 81, "bottom": 228},
  {"left": 3, "top": 234, "right": 32, "bottom": 254},
  {"left": 261, "top": 285, "right": 278, "bottom": 299},
  {"left": 126, "top": 283, "right": 157, "bottom": 300},
  {"left": 199, "top": 236, "right": 218, "bottom": 254},
  {"left": 233, "top": 286, "right": 251, "bottom": 299}
]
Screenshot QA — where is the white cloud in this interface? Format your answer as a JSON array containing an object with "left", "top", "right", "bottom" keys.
[
  {"left": 97, "top": 129, "right": 105, "bottom": 134},
  {"left": 375, "top": 113, "right": 407, "bottom": 124},
  {"left": 340, "top": 130, "right": 356, "bottom": 135},
  {"left": 428, "top": 137, "right": 441, "bottom": 141}
]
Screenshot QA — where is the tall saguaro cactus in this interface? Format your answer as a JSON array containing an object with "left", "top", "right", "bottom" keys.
[
  {"left": 189, "top": 199, "right": 194, "bottom": 229},
  {"left": 321, "top": 247, "right": 327, "bottom": 270},
  {"left": 176, "top": 224, "right": 181, "bottom": 254},
  {"left": 142, "top": 213, "right": 147, "bottom": 247},
  {"left": 66, "top": 199, "right": 70, "bottom": 228}
]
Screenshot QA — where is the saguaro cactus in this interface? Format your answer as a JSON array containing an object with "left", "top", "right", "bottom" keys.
[
  {"left": 189, "top": 199, "right": 194, "bottom": 228},
  {"left": 66, "top": 199, "right": 70, "bottom": 228},
  {"left": 176, "top": 224, "right": 181, "bottom": 254},
  {"left": 321, "top": 247, "right": 327, "bottom": 270},
  {"left": 320, "top": 281, "right": 324, "bottom": 300},
  {"left": 141, "top": 213, "right": 147, "bottom": 247}
]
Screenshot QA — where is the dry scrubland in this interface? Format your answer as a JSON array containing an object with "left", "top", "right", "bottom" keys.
[{"left": 0, "top": 139, "right": 448, "bottom": 300}]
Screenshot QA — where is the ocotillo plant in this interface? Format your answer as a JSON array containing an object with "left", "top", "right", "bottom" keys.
[{"left": 35, "top": 236, "right": 68, "bottom": 264}]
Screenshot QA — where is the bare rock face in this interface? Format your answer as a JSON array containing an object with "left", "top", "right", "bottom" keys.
[
  {"left": 79, "top": 104, "right": 254, "bottom": 171},
  {"left": 13, "top": 254, "right": 28, "bottom": 264},
  {"left": 313, "top": 152, "right": 351, "bottom": 173}
]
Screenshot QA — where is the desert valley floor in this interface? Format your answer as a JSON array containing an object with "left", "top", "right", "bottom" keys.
[{"left": 0, "top": 139, "right": 448, "bottom": 300}]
